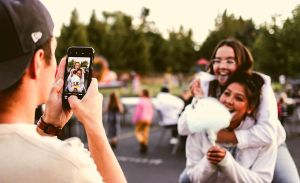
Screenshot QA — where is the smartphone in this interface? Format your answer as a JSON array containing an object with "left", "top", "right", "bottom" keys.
[{"left": 62, "top": 46, "right": 94, "bottom": 109}]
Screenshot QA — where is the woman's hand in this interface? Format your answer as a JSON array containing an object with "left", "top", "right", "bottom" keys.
[
  {"left": 189, "top": 79, "right": 204, "bottom": 98},
  {"left": 207, "top": 145, "right": 226, "bottom": 165}
]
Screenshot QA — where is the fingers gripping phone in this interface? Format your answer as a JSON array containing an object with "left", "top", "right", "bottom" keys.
[{"left": 62, "top": 46, "right": 94, "bottom": 109}]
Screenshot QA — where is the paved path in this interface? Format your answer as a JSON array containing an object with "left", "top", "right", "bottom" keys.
[{"left": 113, "top": 124, "right": 300, "bottom": 183}]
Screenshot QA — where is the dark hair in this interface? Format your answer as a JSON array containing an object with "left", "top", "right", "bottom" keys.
[
  {"left": 209, "top": 38, "right": 253, "bottom": 75},
  {"left": 108, "top": 92, "right": 121, "bottom": 111},
  {"left": 160, "top": 86, "right": 169, "bottom": 93},
  {"left": 35, "top": 37, "right": 53, "bottom": 65},
  {"left": 224, "top": 72, "right": 264, "bottom": 117},
  {"left": 76, "top": 69, "right": 82, "bottom": 74},
  {"left": 74, "top": 62, "right": 81, "bottom": 67},
  {"left": 142, "top": 89, "right": 150, "bottom": 98}
]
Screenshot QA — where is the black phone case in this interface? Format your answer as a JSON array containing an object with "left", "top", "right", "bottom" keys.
[{"left": 62, "top": 46, "right": 94, "bottom": 109}]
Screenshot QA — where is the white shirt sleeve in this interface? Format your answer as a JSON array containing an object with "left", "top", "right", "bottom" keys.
[
  {"left": 178, "top": 73, "right": 212, "bottom": 135},
  {"left": 218, "top": 142, "right": 277, "bottom": 183},
  {"left": 235, "top": 73, "right": 286, "bottom": 149},
  {"left": 186, "top": 133, "right": 218, "bottom": 182},
  {"left": 178, "top": 104, "right": 194, "bottom": 135}
]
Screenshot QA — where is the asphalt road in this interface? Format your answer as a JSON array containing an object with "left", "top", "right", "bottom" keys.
[
  {"left": 113, "top": 125, "right": 186, "bottom": 183},
  {"left": 61, "top": 105, "right": 300, "bottom": 183},
  {"left": 112, "top": 123, "right": 300, "bottom": 183}
]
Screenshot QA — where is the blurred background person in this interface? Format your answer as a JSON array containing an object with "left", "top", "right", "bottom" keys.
[
  {"left": 132, "top": 89, "right": 154, "bottom": 154},
  {"left": 278, "top": 94, "right": 288, "bottom": 125},
  {"left": 105, "top": 92, "right": 124, "bottom": 149},
  {"left": 93, "top": 55, "right": 117, "bottom": 85},
  {"left": 155, "top": 86, "right": 184, "bottom": 145}
]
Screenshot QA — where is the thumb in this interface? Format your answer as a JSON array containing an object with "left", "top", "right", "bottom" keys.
[
  {"left": 55, "top": 79, "right": 64, "bottom": 93},
  {"left": 68, "top": 95, "right": 81, "bottom": 111},
  {"left": 50, "top": 79, "right": 63, "bottom": 94},
  {"left": 55, "top": 57, "right": 66, "bottom": 82}
]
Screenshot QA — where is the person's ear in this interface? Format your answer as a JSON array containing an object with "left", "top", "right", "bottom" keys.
[
  {"left": 247, "top": 106, "right": 254, "bottom": 115},
  {"left": 28, "top": 49, "right": 45, "bottom": 79}
]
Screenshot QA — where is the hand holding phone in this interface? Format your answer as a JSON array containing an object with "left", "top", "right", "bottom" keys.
[{"left": 62, "top": 46, "right": 94, "bottom": 109}]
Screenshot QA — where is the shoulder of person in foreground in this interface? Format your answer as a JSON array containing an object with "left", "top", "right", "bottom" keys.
[{"left": 24, "top": 131, "right": 103, "bottom": 182}]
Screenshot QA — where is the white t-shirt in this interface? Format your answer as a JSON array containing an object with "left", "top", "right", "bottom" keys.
[
  {"left": 155, "top": 92, "right": 184, "bottom": 125},
  {"left": 0, "top": 123, "right": 103, "bottom": 183}
]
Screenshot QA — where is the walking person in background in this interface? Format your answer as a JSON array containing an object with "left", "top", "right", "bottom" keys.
[
  {"left": 178, "top": 38, "right": 299, "bottom": 183},
  {"left": 132, "top": 89, "right": 154, "bottom": 154},
  {"left": 155, "top": 86, "right": 184, "bottom": 145},
  {"left": 277, "top": 95, "right": 288, "bottom": 125},
  {"left": 106, "top": 92, "right": 124, "bottom": 149}
]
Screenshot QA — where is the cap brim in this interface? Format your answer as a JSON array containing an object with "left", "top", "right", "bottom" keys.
[{"left": 0, "top": 51, "right": 33, "bottom": 90}]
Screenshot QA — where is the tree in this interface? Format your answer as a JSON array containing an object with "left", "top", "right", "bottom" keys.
[
  {"left": 280, "top": 5, "right": 300, "bottom": 76},
  {"left": 198, "top": 11, "right": 257, "bottom": 61},
  {"left": 56, "top": 9, "right": 89, "bottom": 59},
  {"left": 166, "top": 27, "right": 197, "bottom": 73},
  {"left": 86, "top": 10, "right": 107, "bottom": 55}
]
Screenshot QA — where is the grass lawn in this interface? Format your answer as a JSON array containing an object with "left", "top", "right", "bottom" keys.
[{"left": 99, "top": 75, "right": 194, "bottom": 98}]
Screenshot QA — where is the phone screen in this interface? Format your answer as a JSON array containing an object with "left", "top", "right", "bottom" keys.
[
  {"left": 62, "top": 47, "right": 94, "bottom": 108},
  {"left": 64, "top": 56, "right": 90, "bottom": 95}
]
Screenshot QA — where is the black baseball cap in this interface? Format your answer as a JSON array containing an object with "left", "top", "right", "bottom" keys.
[{"left": 0, "top": 0, "right": 54, "bottom": 90}]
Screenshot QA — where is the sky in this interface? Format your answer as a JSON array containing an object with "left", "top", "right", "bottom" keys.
[{"left": 40, "top": 0, "right": 299, "bottom": 44}]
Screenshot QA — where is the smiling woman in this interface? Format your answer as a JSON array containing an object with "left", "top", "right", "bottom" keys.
[
  {"left": 220, "top": 73, "right": 264, "bottom": 131},
  {"left": 178, "top": 38, "right": 299, "bottom": 183},
  {"left": 183, "top": 73, "right": 276, "bottom": 182}
]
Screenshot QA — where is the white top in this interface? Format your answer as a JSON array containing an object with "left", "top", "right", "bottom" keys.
[
  {"left": 0, "top": 123, "right": 103, "bottom": 183},
  {"left": 155, "top": 92, "right": 184, "bottom": 125},
  {"left": 178, "top": 72, "right": 286, "bottom": 149},
  {"left": 66, "top": 70, "right": 85, "bottom": 92},
  {"left": 186, "top": 117, "right": 277, "bottom": 183}
]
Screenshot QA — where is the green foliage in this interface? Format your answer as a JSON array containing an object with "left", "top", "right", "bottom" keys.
[
  {"left": 81, "top": 61, "right": 89, "bottom": 67},
  {"left": 280, "top": 5, "right": 300, "bottom": 77},
  {"left": 198, "top": 11, "right": 257, "bottom": 60},
  {"left": 252, "top": 5, "right": 300, "bottom": 79},
  {"left": 56, "top": 6, "right": 300, "bottom": 79},
  {"left": 68, "top": 59, "right": 75, "bottom": 67},
  {"left": 56, "top": 8, "right": 197, "bottom": 75}
]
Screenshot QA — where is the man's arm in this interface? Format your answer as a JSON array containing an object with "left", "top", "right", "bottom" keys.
[
  {"left": 68, "top": 79, "right": 127, "bottom": 183},
  {"left": 37, "top": 58, "right": 126, "bottom": 183}
]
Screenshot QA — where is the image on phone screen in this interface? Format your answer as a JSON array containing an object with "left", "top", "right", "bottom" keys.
[{"left": 64, "top": 56, "right": 91, "bottom": 96}]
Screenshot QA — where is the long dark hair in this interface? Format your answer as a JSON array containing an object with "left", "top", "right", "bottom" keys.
[
  {"left": 224, "top": 72, "right": 264, "bottom": 117},
  {"left": 108, "top": 92, "right": 121, "bottom": 111}
]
